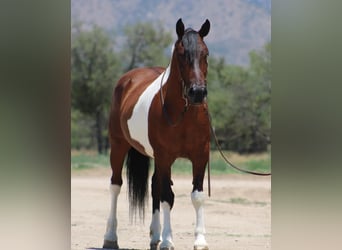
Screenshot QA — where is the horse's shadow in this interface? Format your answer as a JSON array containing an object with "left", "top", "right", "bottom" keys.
[{"left": 87, "top": 248, "right": 147, "bottom": 250}]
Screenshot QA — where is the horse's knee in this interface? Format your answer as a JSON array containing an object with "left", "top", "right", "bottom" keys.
[
  {"left": 161, "top": 190, "right": 174, "bottom": 209},
  {"left": 160, "top": 178, "right": 175, "bottom": 209},
  {"left": 110, "top": 184, "right": 121, "bottom": 195},
  {"left": 160, "top": 195, "right": 174, "bottom": 209},
  {"left": 110, "top": 175, "right": 123, "bottom": 186}
]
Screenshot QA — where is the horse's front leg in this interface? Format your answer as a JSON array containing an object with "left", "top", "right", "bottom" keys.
[
  {"left": 150, "top": 172, "right": 161, "bottom": 250},
  {"left": 152, "top": 156, "right": 175, "bottom": 250},
  {"left": 191, "top": 158, "right": 209, "bottom": 250}
]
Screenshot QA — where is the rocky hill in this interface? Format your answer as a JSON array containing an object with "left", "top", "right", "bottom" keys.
[{"left": 71, "top": 0, "right": 271, "bottom": 65}]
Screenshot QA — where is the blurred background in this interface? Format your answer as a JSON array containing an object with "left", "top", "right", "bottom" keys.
[
  {"left": 71, "top": 0, "right": 271, "bottom": 172},
  {"left": 2, "top": 1, "right": 342, "bottom": 250}
]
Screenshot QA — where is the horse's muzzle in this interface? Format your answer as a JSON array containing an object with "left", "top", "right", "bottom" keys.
[{"left": 187, "top": 85, "right": 207, "bottom": 104}]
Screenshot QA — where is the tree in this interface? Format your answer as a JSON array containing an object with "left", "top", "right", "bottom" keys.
[
  {"left": 208, "top": 58, "right": 251, "bottom": 151},
  {"left": 71, "top": 108, "right": 95, "bottom": 150},
  {"left": 71, "top": 22, "right": 173, "bottom": 153},
  {"left": 71, "top": 25, "right": 121, "bottom": 154},
  {"left": 207, "top": 43, "right": 271, "bottom": 153},
  {"left": 122, "top": 22, "right": 172, "bottom": 70},
  {"left": 248, "top": 42, "right": 271, "bottom": 148}
]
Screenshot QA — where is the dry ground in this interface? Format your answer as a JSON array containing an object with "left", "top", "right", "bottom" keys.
[{"left": 71, "top": 168, "right": 271, "bottom": 250}]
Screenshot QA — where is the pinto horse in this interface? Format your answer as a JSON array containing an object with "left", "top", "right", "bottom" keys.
[{"left": 103, "top": 18, "right": 211, "bottom": 250}]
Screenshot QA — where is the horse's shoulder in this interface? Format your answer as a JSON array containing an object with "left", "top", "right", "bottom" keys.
[
  {"left": 148, "top": 66, "right": 166, "bottom": 75},
  {"left": 128, "top": 66, "right": 165, "bottom": 78},
  {"left": 119, "top": 67, "right": 165, "bottom": 89}
]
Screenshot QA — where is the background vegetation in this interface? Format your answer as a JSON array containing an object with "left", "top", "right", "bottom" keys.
[
  {"left": 71, "top": 21, "right": 271, "bottom": 155},
  {"left": 71, "top": 149, "right": 270, "bottom": 175}
]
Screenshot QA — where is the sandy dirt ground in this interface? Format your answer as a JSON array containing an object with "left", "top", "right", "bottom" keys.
[{"left": 71, "top": 169, "right": 271, "bottom": 250}]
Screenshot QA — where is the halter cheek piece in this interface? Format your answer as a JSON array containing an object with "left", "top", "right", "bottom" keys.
[
  {"left": 181, "top": 80, "right": 189, "bottom": 107},
  {"left": 159, "top": 69, "right": 190, "bottom": 127}
]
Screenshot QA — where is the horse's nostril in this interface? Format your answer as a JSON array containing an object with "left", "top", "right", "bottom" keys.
[{"left": 188, "top": 87, "right": 195, "bottom": 96}]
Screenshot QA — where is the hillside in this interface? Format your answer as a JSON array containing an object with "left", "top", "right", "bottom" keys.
[{"left": 71, "top": 0, "right": 271, "bottom": 65}]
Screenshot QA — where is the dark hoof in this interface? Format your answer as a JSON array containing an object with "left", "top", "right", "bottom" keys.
[
  {"left": 194, "top": 246, "right": 209, "bottom": 250},
  {"left": 160, "top": 246, "right": 174, "bottom": 250},
  {"left": 150, "top": 240, "right": 161, "bottom": 250},
  {"left": 103, "top": 240, "right": 119, "bottom": 249}
]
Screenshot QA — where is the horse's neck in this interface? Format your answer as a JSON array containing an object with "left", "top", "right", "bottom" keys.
[{"left": 163, "top": 55, "right": 184, "bottom": 109}]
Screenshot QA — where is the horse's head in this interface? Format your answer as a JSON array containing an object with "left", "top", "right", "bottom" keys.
[{"left": 174, "top": 18, "right": 210, "bottom": 105}]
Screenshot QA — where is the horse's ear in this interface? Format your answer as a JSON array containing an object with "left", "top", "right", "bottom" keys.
[
  {"left": 176, "top": 18, "right": 185, "bottom": 39},
  {"left": 198, "top": 19, "right": 210, "bottom": 38}
]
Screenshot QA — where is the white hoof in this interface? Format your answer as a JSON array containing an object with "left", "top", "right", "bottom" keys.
[
  {"left": 194, "top": 234, "right": 208, "bottom": 250},
  {"left": 103, "top": 240, "right": 119, "bottom": 249}
]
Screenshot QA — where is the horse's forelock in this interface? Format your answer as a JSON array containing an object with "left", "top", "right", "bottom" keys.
[{"left": 181, "top": 29, "right": 200, "bottom": 65}]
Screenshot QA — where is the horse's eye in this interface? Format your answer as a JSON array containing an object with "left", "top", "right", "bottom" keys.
[{"left": 201, "top": 52, "right": 208, "bottom": 59}]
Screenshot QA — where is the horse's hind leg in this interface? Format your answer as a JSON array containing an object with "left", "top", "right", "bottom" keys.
[{"left": 103, "top": 139, "right": 130, "bottom": 249}]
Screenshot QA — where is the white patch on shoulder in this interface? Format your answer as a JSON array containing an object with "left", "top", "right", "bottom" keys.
[{"left": 127, "top": 65, "right": 170, "bottom": 158}]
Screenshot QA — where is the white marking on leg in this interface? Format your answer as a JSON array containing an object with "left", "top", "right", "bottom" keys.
[
  {"left": 194, "top": 57, "right": 201, "bottom": 80},
  {"left": 150, "top": 210, "right": 161, "bottom": 244},
  {"left": 191, "top": 190, "right": 208, "bottom": 248},
  {"left": 104, "top": 184, "right": 121, "bottom": 242},
  {"left": 160, "top": 201, "right": 174, "bottom": 248}
]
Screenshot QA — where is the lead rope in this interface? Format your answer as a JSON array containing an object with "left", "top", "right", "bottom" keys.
[
  {"left": 208, "top": 113, "right": 271, "bottom": 176},
  {"left": 207, "top": 149, "right": 211, "bottom": 197}
]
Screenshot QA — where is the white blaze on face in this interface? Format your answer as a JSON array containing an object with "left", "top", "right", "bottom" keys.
[
  {"left": 127, "top": 65, "right": 170, "bottom": 158},
  {"left": 193, "top": 57, "right": 201, "bottom": 81}
]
